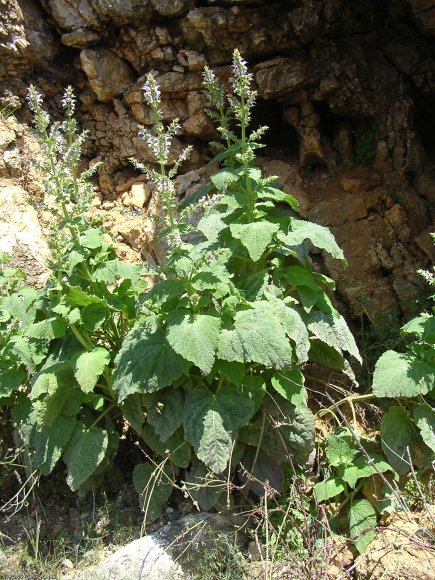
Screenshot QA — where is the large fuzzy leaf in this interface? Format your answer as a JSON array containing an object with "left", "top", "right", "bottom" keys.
[
  {"left": 380, "top": 406, "right": 414, "bottom": 475},
  {"left": 113, "top": 321, "right": 190, "bottom": 401},
  {"left": 341, "top": 454, "right": 393, "bottom": 488},
  {"left": 266, "top": 295, "right": 310, "bottom": 363},
  {"left": 147, "top": 387, "right": 184, "bottom": 443},
  {"left": 217, "top": 301, "right": 293, "bottom": 368},
  {"left": 373, "top": 350, "right": 434, "bottom": 398},
  {"left": 166, "top": 310, "right": 220, "bottom": 375},
  {"left": 271, "top": 370, "right": 306, "bottom": 407},
  {"left": 0, "top": 368, "right": 26, "bottom": 397},
  {"left": 184, "top": 459, "right": 225, "bottom": 510},
  {"left": 33, "top": 414, "right": 76, "bottom": 475},
  {"left": 414, "top": 405, "right": 435, "bottom": 454},
  {"left": 279, "top": 220, "right": 345, "bottom": 261},
  {"left": 230, "top": 221, "right": 279, "bottom": 262},
  {"left": 349, "top": 499, "right": 376, "bottom": 554},
  {"left": 64, "top": 423, "right": 108, "bottom": 491},
  {"left": 314, "top": 477, "right": 345, "bottom": 503},
  {"left": 239, "top": 398, "right": 315, "bottom": 466},
  {"left": 133, "top": 462, "right": 173, "bottom": 520},
  {"left": 142, "top": 424, "right": 191, "bottom": 468},
  {"left": 184, "top": 387, "right": 255, "bottom": 474},
  {"left": 73, "top": 347, "right": 110, "bottom": 394},
  {"left": 24, "top": 318, "right": 67, "bottom": 341},
  {"left": 306, "top": 311, "right": 361, "bottom": 363}
]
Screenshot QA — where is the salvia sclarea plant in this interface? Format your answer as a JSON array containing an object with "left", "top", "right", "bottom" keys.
[{"left": 0, "top": 50, "right": 361, "bottom": 520}]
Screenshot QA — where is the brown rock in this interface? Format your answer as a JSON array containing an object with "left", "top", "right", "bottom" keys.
[
  {"left": 61, "top": 28, "right": 100, "bottom": 48},
  {"left": 355, "top": 518, "right": 435, "bottom": 579},
  {"left": 80, "top": 48, "right": 134, "bottom": 102}
]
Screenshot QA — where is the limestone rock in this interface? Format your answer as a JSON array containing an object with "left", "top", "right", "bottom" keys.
[
  {"left": 354, "top": 518, "right": 435, "bottom": 579},
  {"left": 0, "top": 180, "right": 49, "bottom": 288},
  {"left": 0, "top": 0, "right": 59, "bottom": 77},
  {"left": 255, "top": 58, "right": 316, "bottom": 100},
  {"left": 150, "top": 0, "right": 193, "bottom": 17},
  {"left": 61, "top": 28, "right": 100, "bottom": 48},
  {"left": 80, "top": 48, "right": 134, "bottom": 102}
]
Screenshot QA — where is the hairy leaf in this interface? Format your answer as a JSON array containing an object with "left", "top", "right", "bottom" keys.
[
  {"left": 33, "top": 414, "right": 76, "bottom": 475},
  {"left": 0, "top": 368, "right": 26, "bottom": 397},
  {"left": 279, "top": 220, "right": 345, "bottom": 261},
  {"left": 271, "top": 370, "right": 306, "bottom": 406},
  {"left": 147, "top": 387, "right": 184, "bottom": 443},
  {"left": 414, "top": 405, "right": 435, "bottom": 454},
  {"left": 314, "top": 477, "right": 345, "bottom": 503},
  {"left": 25, "top": 318, "right": 67, "bottom": 341},
  {"left": 133, "top": 462, "right": 173, "bottom": 520},
  {"left": 373, "top": 350, "right": 434, "bottom": 398},
  {"left": 121, "top": 394, "right": 145, "bottom": 434},
  {"left": 142, "top": 424, "right": 191, "bottom": 468},
  {"left": 73, "top": 347, "right": 110, "bottom": 394},
  {"left": 266, "top": 295, "right": 310, "bottom": 363},
  {"left": 381, "top": 406, "right": 414, "bottom": 475},
  {"left": 341, "top": 454, "right": 393, "bottom": 488},
  {"left": 230, "top": 221, "right": 279, "bottom": 262},
  {"left": 113, "top": 322, "right": 190, "bottom": 401},
  {"left": 64, "top": 423, "right": 108, "bottom": 491},
  {"left": 349, "top": 499, "right": 376, "bottom": 554},
  {"left": 166, "top": 310, "right": 221, "bottom": 375},
  {"left": 184, "top": 459, "right": 225, "bottom": 510},
  {"left": 184, "top": 387, "right": 255, "bottom": 473},
  {"left": 218, "top": 301, "right": 293, "bottom": 368},
  {"left": 307, "top": 311, "right": 361, "bottom": 363}
]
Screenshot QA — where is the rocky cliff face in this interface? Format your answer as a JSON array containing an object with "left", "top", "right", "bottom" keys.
[{"left": 1, "top": 0, "right": 434, "bottom": 320}]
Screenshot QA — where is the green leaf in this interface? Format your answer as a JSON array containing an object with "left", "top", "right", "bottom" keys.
[
  {"left": 218, "top": 301, "right": 293, "bottom": 368},
  {"left": 77, "top": 428, "right": 119, "bottom": 497},
  {"left": 230, "top": 221, "right": 279, "bottom": 262},
  {"left": 25, "top": 318, "right": 67, "bottom": 341},
  {"left": 81, "top": 303, "right": 107, "bottom": 332},
  {"left": 121, "top": 394, "right": 145, "bottom": 434},
  {"left": 325, "top": 435, "right": 358, "bottom": 467},
  {"left": 0, "top": 368, "right": 26, "bottom": 397},
  {"left": 265, "top": 295, "right": 310, "bottom": 363},
  {"left": 308, "top": 339, "right": 346, "bottom": 370},
  {"left": 414, "top": 405, "right": 435, "bottom": 454},
  {"left": 314, "top": 477, "right": 345, "bottom": 503},
  {"left": 381, "top": 406, "right": 413, "bottom": 475},
  {"left": 133, "top": 462, "right": 173, "bottom": 520},
  {"left": 240, "top": 375, "right": 266, "bottom": 413},
  {"left": 113, "top": 321, "right": 190, "bottom": 401},
  {"left": 33, "top": 414, "right": 76, "bottom": 475},
  {"left": 307, "top": 311, "right": 361, "bottom": 363},
  {"left": 142, "top": 280, "right": 185, "bottom": 307},
  {"left": 184, "top": 387, "right": 255, "bottom": 473},
  {"left": 349, "top": 499, "right": 376, "bottom": 554},
  {"left": 64, "top": 423, "right": 108, "bottom": 491},
  {"left": 373, "top": 350, "right": 434, "bottom": 398},
  {"left": 197, "top": 213, "right": 228, "bottom": 242},
  {"left": 166, "top": 310, "right": 221, "bottom": 375},
  {"left": 271, "top": 370, "right": 306, "bottom": 406},
  {"left": 341, "top": 454, "right": 393, "bottom": 488},
  {"left": 147, "top": 387, "right": 184, "bottom": 443},
  {"left": 184, "top": 459, "right": 225, "bottom": 510},
  {"left": 80, "top": 228, "right": 103, "bottom": 249},
  {"left": 142, "top": 424, "right": 191, "bottom": 468},
  {"left": 211, "top": 167, "right": 242, "bottom": 191},
  {"left": 9, "top": 337, "right": 38, "bottom": 371},
  {"left": 259, "top": 186, "right": 299, "bottom": 211},
  {"left": 67, "top": 286, "right": 104, "bottom": 307},
  {"left": 215, "top": 360, "right": 245, "bottom": 386},
  {"left": 402, "top": 314, "right": 435, "bottom": 343},
  {"left": 73, "top": 347, "right": 110, "bottom": 394},
  {"left": 279, "top": 220, "right": 345, "bottom": 261},
  {"left": 239, "top": 398, "right": 315, "bottom": 466}
]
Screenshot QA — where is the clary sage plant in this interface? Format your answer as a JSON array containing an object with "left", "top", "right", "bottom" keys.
[{"left": 1, "top": 50, "right": 360, "bottom": 521}]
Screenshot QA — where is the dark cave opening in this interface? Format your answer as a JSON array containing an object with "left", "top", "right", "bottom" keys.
[
  {"left": 251, "top": 98, "right": 300, "bottom": 159},
  {"left": 413, "top": 92, "right": 435, "bottom": 161},
  {"left": 314, "top": 100, "right": 378, "bottom": 167}
]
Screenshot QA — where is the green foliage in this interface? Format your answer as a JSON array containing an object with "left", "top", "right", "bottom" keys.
[
  {"left": 372, "top": 255, "right": 435, "bottom": 475},
  {"left": 313, "top": 430, "right": 393, "bottom": 553},
  {"left": 0, "top": 51, "right": 360, "bottom": 523}
]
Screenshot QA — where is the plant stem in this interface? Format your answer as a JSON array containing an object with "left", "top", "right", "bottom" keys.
[{"left": 317, "top": 394, "right": 375, "bottom": 419}]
